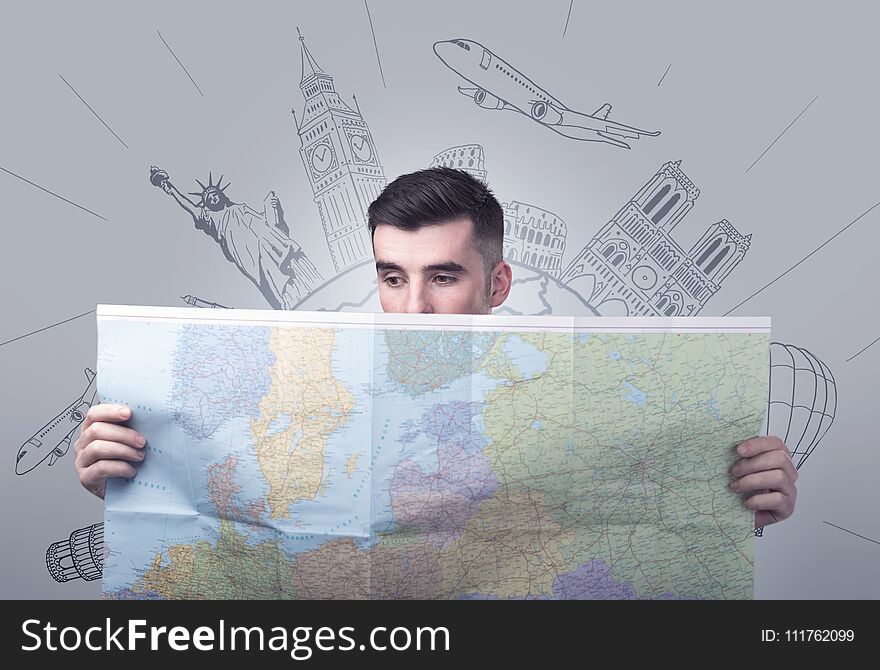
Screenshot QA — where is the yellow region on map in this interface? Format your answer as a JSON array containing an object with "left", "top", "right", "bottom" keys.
[
  {"left": 251, "top": 328, "right": 354, "bottom": 518},
  {"left": 345, "top": 453, "right": 359, "bottom": 479}
]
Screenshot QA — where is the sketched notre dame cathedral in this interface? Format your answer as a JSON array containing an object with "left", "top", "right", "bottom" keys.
[{"left": 562, "top": 160, "right": 751, "bottom": 316}]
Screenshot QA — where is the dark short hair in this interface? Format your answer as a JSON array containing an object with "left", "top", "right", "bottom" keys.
[{"left": 367, "top": 167, "right": 504, "bottom": 273}]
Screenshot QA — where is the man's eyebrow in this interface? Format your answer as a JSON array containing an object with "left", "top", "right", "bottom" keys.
[
  {"left": 375, "top": 261, "right": 468, "bottom": 274},
  {"left": 375, "top": 261, "right": 404, "bottom": 273},
  {"left": 421, "top": 262, "right": 467, "bottom": 273}
]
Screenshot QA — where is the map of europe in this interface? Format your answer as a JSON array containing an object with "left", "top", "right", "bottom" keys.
[{"left": 96, "top": 306, "right": 769, "bottom": 599}]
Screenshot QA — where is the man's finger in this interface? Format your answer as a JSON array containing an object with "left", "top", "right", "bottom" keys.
[
  {"left": 737, "top": 436, "right": 789, "bottom": 458},
  {"left": 80, "top": 421, "right": 146, "bottom": 451},
  {"left": 79, "top": 460, "right": 138, "bottom": 490},
  {"left": 76, "top": 440, "right": 146, "bottom": 469},
  {"left": 731, "top": 450, "right": 798, "bottom": 481},
  {"left": 82, "top": 404, "right": 132, "bottom": 432},
  {"left": 741, "top": 491, "right": 794, "bottom": 521},
  {"left": 731, "top": 469, "right": 795, "bottom": 497}
]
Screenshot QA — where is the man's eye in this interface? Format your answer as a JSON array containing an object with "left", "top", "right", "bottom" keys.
[
  {"left": 434, "top": 275, "right": 456, "bottom": 285},
  {"left": 383, "top": 276, "right": 403, "bottom": 288}
]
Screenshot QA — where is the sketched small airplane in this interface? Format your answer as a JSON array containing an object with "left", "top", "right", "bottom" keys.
[
  {"left": 433, "top": 38, "right": 660, "bottom": 149},
  {"left": 15, "top": 368, "right": 97, "bottom": 475}
]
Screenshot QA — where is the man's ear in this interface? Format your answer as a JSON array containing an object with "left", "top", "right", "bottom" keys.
[{"left": 489, "top": 260, "right": 513, "bottom": 309}]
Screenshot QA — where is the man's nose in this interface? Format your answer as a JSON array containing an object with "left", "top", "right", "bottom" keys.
[{"left": 405, "top": 283, "right": 433, "bottom": 314}]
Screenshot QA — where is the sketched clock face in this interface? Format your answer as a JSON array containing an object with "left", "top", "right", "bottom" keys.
[
  {"left": 309, "top": 141, "right": 336, "bottom": 176},
  {"left": 348, "top": 133, "right": 374, "bottom": 163}
]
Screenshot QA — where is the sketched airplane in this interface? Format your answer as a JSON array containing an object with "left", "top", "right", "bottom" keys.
[
  {"left": 15, "top": 368, "right": 97, "bottom": 475},
  {"left": 433, "top": 38, "right": 660, "bottom": 149}
]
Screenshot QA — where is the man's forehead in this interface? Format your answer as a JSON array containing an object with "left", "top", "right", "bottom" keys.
[{"left": 372, "top": 218, "right": 481, "bottom": 270}]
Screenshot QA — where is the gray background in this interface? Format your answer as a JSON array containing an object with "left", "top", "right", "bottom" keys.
[{"left": 1, "top": 0, "right": 876, "bottom": 598}]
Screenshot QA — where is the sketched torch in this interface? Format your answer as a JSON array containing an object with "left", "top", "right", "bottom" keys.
[{"left": 149, "top": 165, "right": 175, "bottom": 195}]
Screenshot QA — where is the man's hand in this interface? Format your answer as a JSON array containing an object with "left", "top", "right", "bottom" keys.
[
  {"left": 73, "top": 404, "right": 146, "bottom": 500},
  {"left": 730, "top": 436, "right": 798, "bottom": 528}
]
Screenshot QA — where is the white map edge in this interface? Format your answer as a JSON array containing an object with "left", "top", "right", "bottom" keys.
[{"left": 96, "top": 304, "right": 771, "bottom": 334}]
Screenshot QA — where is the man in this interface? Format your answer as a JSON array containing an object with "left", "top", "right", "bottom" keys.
[{"left": 75, "top": 167, "right": 797, "bottom": 529}]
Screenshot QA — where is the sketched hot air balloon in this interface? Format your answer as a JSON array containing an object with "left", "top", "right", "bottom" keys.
[
  {"left": 767, "top": 342, "right": 837, "bottom": 469},
  {"left": 756, "top": 342, "right": 837, "bottom": 538}
]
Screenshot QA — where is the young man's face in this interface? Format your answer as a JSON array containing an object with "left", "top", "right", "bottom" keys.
[{"left": 373, "top": 217, "right": 512, "bottom": 314}]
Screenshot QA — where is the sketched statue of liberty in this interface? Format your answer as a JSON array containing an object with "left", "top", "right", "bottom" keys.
[{"left": 150, "top": 166, "right": 322, "bottom": 309}]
